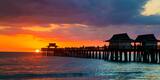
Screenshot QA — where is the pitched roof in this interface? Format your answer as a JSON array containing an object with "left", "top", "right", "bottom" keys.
[
  {"left": 135, "top": 34, "right": 158, "bottom": 42},
  {"left": 105, "top": 33, "right": 133, "bottom": 42}
]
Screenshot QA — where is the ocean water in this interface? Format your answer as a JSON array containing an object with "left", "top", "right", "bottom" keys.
[{"left": 0, "top": 52, "right": 160, "bottom": 80}]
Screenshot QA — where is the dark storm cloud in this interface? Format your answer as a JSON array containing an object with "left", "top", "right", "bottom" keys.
[{"left": 0, "top": 0, "right": 159, "bottom": 26}]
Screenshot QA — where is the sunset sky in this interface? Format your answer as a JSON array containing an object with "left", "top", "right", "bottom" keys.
[{"left": 0, "top": 0, "right": 160, "bottom": 52}]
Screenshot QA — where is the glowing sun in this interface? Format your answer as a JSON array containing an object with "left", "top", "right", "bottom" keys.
[{"left": 35, "top": 49, "right": 40, "bottom": 53}]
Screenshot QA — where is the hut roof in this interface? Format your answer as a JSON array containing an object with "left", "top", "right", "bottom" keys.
[
  {"left": 105, "top": 33, "right": 133, "bottom": 42},
  {"left": 135, "top": 34, "right": 159, "bottom": 42}
]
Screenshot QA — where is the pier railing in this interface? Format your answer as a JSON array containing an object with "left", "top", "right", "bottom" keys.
[{"left": 41, "top": 46, "right": 160, "bottom": 64}]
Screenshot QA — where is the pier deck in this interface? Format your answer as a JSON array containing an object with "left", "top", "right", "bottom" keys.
[{"left": 41, "top": 47, "right": 160, "bottom": 64}]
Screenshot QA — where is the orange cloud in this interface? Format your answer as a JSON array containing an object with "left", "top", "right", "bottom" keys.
[
  {"left": 0, "top": 26, "right": 10, "bottom": 30},
  {"left": 21, "top": 24, "right": 60, "bottom": 32},
  {"left": 21, "top": 23, "right": 89, "bottom": 32}
]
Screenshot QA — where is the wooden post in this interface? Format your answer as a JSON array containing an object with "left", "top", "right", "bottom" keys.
[
  {"left": 133, "top": 42, "right": 136, "bottom": 62},
  {"left": 120, "top": 51, "right": 122, "bottom": 62},
  {"left": 111, "top": 50, "right": 114, "bottom": 61},
  {"left": 129, "top": 50, "right": 131, "bottom": 62},
  {"left": 98, "top": 50, "right": 101, "bottom": 59},
  {"left": 115, "top": 50, "right": 118, "bottom": 61},
  {"left": 104, "top": 51, "right": 107, "bottom": 60},
  {"left": 102, "top": 50, "right": 106, "bottom": 60},
  {"left": 157, "top": 49, "right": 160, "bottom": 63},
  {"left": 155, "top": 50, "right": 158, "bottom": 63},
  {"left": 124, "top": 50, "right": 128, "bottom": 62},
  {"left": 137, "top": 50, "right": 140, "bottom": 62},
  {"left": 107, "top": 51, "right": 110, "bottom": 60}
]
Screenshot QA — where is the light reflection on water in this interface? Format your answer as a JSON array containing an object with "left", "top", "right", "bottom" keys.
[{"left": 0, "top": 52, "right": 160, "bottom": 80}]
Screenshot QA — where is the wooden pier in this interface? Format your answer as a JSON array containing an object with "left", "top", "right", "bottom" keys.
[
  {"left": 41, "top": 33, "right": 160, "bottom": 64},
  {"left": 41, "top": 47, "right": 160, "bottom": 64}
]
